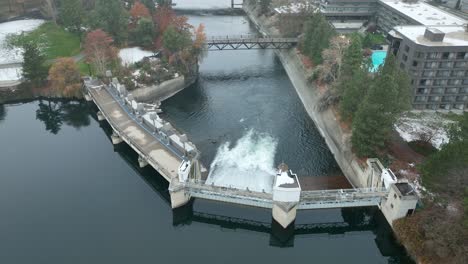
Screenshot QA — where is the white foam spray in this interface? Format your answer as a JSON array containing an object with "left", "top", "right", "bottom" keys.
[{"left": 206, "top": 129, "right": 278, "bottom": 193}]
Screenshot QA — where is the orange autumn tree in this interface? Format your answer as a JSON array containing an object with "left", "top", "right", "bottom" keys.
[
  {"left": 130, "top": 1, "right": 151, "bottom": 24},
  {"left": 84, "top": 29, "right": 119, "bottom": 77},
  {"left": 48, "top": 57, "right": 81, "bottom": 97}
]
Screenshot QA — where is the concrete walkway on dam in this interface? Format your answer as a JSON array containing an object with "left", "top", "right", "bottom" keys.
[{"left": 88, "top": 86, "right": 182, "bottom": 181}]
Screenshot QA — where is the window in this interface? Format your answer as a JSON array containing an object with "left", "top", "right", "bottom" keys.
[
  {"left": 400, "top": 62, "right": 405, "bottom": 69},
  {"left": 402, "top": 54, "right": 408, "bottom": 62},
  {"left": 439, "top": 104, "right": 450, "bottom": 110},
  {"left": 426, "top": 104, "right": 437, "bottom": 110},
  {"left": 440, "top": 61, "right": 452, "bottom": 68},
  {"left": 429, "top": 96, "right": 441, "bottom": 102},
  {"left": 448, "top": 79, "right": 462, "bottom": 85},
  {"left": 455, "top": 61, "right": 467, "bottom": 68},
  {"left": 416, "top": 52, "right": 425, "bottom": 58},
  {"left": 432, "top": 88, "right": 444, "bottom": 94},
  {"left": 442, "top": 52, "right": 450, "bottom": 59},
  {"left": 423, "top": 70, "right": 435, "bottom": 77},
  {"left": 434, "top": 79, "right": 447, "bottom": 86},
  {"left": 404, "top": 45, "right": 410, "bottom": 52},
  {"left": 457, "top": 52, "right": 466, "bottom": 59},
  {"left": 442, "top": 96, "right": 456, "bottom": 102},
  {"left": 462, "top": 87, "right": 468, "bottom": 94},
  {"left": 446, "top": 87, "right": 458, "bottom": 94},
  {"left": 417, "top": 88, "right": 427, "bottom": 94},
  {"left": 420, "top": 79, "right": 427, "bottom": 85},
  {"left": 390, "top": 203, "right": 394, "bottom": 209},
  {"left": 406, "top": 209, "right": 414, "bottom": 216},
  {"left": 412, "top": 61, "right": 418, "bottom": 67},
  {"left": 437, "top": 70, "right": 450, "bottom": 77},
  {"left": 415, "top": 96, "right": 427, "bottom": 102}
]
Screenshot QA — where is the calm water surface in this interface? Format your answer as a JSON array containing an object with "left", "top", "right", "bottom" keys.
[{"left": 0, "top": 12, "right": 413, "bottom": 264}]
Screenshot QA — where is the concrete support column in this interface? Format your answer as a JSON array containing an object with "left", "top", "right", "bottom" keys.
[
  {"left": 380, "top": 183, "right": 418, "bottom": 228},
  {"left": 272, "top": 202, "right": 298, "bottom": 229},
  {"left": 138, "top": 156, "right": 148, "bottom": 168},
  {"left": 169, "top": 179, "right": 191, "bottom": 209},
  {"left": 84, "top": 93, "right": 92, "bottom": 102},
  {"left": 97, "top": 111, "right": 105, "bottom": 121},
  {"left": 111, "top": 132, "right": 123, "bottom": 145}
]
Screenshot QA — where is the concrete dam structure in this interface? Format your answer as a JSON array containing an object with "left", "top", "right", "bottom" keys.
[{"left": 84, "top": 74, "right": 418, "bottom": 229}]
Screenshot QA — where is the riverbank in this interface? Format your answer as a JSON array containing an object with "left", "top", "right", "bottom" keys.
[{"left": 243, "top": 5, "right": 369, "bottom": 188}]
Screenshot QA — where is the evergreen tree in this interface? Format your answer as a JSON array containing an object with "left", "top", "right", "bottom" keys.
[
  {"left": 341, "top": 35, "right": 363, "bottom": 78},
  {"left": 59, "top": 0, "right": 85, "bottom": 34},
  {"left": 351, "top": 74, "right": 398, "bottom": 157},
  {"left": 302, "top": 13, "right": 334, "bottom": 64},
  {"left": 91, "top": 0, "right": 129, "bottom": 44},
  {"left": 259, "top": 0, "right": 271, "bottom": 15},
  {"left": 339, "top": 68, "right": 370, "bottom": 120},
  {"left": 130, "top": 18, "right": 155, "bottom": 47},
  {"left": 22, "top": 42, "right": 48, "bottom": 85},
  {"left": 141, "top": 0, "right": 156, "bottom": 13},
  {"left": 162, "top": 25, "right": 192, "bottom": 54}
]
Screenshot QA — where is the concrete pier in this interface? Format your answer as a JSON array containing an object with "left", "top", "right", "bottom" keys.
[
  {"left": 97, "top": 111, "right": 105, "bottom": 121},
  {"left": 138, "top": 156, "right": 148, "bottom": 168},
  {"left": 169, "top": 179, "right": 192, "bottom": 209},
  {"left": 272, "top": 202, "right": 298, "bottom": 228},
  {"left": 111, "top": 132, "right": 123, "bottom": 145}
]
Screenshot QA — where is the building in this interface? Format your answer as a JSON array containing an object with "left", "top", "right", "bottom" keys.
[
  {"left": 377, "top": 0, "right": 466, "bottom": 32},
  {"left": 319, "top": 0, "right": 378, "bottom": 21},
  {"left": 389, "top": 25, "right": 468, "bottom": 110}
]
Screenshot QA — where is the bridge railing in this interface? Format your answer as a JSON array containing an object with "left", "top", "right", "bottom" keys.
[{"left": 206, "top": 35, "right": 298, "bottom": 42}]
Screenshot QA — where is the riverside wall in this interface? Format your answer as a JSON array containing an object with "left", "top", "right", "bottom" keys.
[{"left": 243, "top": 5, "right": 369, "bottom": 188}]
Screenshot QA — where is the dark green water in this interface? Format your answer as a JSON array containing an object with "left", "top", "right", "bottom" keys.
[{"left": 0, "top": 100, "right": 412, "bottom": 263}]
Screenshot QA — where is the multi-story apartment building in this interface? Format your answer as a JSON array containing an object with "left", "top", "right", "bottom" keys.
[
  {"left": 388, "top": 26, "right": 468, "bottom": 111},
  {"left": 377, "top": 0, "right": 466, "bottom": 33},
  {"left": 319, "top": 0, "right": 378, "bottom": 20}
]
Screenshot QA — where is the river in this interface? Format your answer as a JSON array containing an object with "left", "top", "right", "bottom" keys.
[{"left": 0, "top": 8, "right": 413, "bottom": 264}]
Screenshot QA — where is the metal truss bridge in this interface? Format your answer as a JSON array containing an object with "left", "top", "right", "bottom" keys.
[{"left": 206, "top": 35, "right": 298, "bottom": 51}]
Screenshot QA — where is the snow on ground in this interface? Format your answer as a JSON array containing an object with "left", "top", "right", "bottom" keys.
[
  {"left": 119, "top": 47, "right": 154, "bottom": 66},
  {"left": 0, "top": 19, "right": 45, "bottom": 65},
  {"left": 394, "top": 112, "right": 456, "bottom": 149},
  {"left": 0, "top": 67, "right": 22, "bottom": 81}
]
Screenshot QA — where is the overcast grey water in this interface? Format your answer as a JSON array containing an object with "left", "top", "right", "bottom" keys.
[{"left": 0, "top": 8, "right": 413, "bottom": 264}]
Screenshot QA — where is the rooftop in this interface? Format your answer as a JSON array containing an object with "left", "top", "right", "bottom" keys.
[
  {"left": 379, "top": 0, "right": 467, "bottom": 26},
  {"left": 393, "top": 25, "right": 468, "bottom": 46}
]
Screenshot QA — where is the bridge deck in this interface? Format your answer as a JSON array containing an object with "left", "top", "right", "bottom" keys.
[{"left": 88, "top": 86, "right": 182, "bottom": 181}]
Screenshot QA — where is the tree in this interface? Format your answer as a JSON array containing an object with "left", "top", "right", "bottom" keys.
[
  {"left": 339, "top": 68, "right": 370, "bottom": 120},
  {"left": 259, "top": 0, "right": 271, "bottom": 15},
  {"left": 130, "top": 0, "right": 151, "bottom": 21},
  {"left": 84, "top": 29, "right": 118, "bottom": 76},
  {"left": 420, "top": 113, "right": 468, "bottom": 192},
  {"left": 141, "top": 0, "right": 156, "bottom": 13},
  {"left": 162, "top": 25, "right": 192, "bottom": 54},
  {"left": 301, "top": 13, "right": 334, "bottom": 64},
  {"left": 192, "top": 23, "right": 206, "bottom": 61},
  {"left": 58, "top": 0, "right": 84, "bottom": 34},
  {"left": 130, "top": 18, "right": 155, "bottom": 47},
  {"left": 22, "top": 42, "right": 48, "bottom": 85},
  {"left": 90, "top": 0, "right": 128, "bottom": 44},
  {"left": 351, "top": 74, "right": 398, "bottom": 157},
  {"left": 48, "top": 57, "right": 81, "bottom": 97},
  {"left": 340, "top": 34, "right": 363, "bottom": 78},
  {"left": 41, "top": 0, "right": 58, "bottom": 24}
]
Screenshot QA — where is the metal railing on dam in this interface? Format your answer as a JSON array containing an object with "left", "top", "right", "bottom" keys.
[
  {"left": 183, "top": 181, "right": 387, "bottom": 210},
  {"left": 85, "top": 80, "right": 186, "bottom": 182}
]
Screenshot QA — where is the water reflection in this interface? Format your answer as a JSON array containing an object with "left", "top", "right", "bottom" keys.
[
  {"left": 35, "top": 99, "right": 91, "bottom": 134},
  {"left": 103, "top": 123, "right": 412, "bottom": 262},
  {"left": 0, "top": 104, "right": 5, "bottom": 123}
]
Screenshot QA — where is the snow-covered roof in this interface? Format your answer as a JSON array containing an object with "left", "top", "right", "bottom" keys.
[
  {"left": 379, "top": 0, "right": 466, "bottom": 26},
  {"left": 274, "top": 3, "right": 315, "bottom": 14},
  {"left": 393, "top": 25, "right": 468, "bottom": 47}
]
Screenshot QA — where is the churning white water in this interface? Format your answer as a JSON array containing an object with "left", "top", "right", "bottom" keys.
[{"left": 206, "top": 129, "right": 277, "bottom": 193}]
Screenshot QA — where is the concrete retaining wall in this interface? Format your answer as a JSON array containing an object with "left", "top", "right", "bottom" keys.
[
  {"left": 132, "top": 76, "right": 186, "bottom": 102},
  {"left": 244, "top": 5, "right": 369, "bottom": 188}
]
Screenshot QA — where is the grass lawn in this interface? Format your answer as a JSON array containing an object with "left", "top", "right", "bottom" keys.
[
  {"left": 17, "top": 22, "right": 81, "bottom": 60},
  {"left": 77, "top": 60, "right": 92, "bottom": 76}
]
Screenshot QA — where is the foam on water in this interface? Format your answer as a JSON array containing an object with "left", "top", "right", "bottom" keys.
[{"left": 206, "top": 129, "right": 277, "bottom": 193}]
